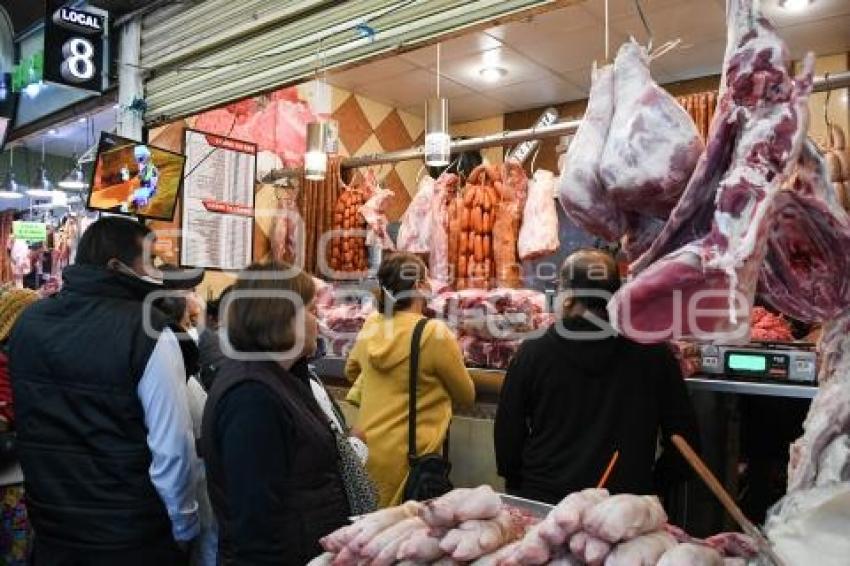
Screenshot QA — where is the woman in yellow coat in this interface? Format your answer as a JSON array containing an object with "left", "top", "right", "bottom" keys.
[{"left": 345, "top": 253, "right": 475, "bottom": 507}]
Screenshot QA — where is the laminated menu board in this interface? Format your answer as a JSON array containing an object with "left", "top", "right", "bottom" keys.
[{"left": 181, "top": 129, "right": 257, "bottom": 270}]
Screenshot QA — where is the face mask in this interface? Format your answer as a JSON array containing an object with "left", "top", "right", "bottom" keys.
[{"left": 186, "top": 327, "right": 200, "bottom": 343}]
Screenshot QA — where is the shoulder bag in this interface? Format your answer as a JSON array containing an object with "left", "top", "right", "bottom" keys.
[{"left": 402, "top": 318, "right": 453, "bottom": 501}]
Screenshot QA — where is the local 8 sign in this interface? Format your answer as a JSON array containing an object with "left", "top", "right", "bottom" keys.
[{"left": 44, "top": 0, "right": 107, "bottom": 92}]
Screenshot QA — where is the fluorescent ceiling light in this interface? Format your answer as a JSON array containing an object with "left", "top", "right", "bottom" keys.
[{"left": 479, "top": 66, "right": 508, "bottom": 82}]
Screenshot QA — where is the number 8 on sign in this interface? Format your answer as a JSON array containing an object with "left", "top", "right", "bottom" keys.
[{"left": 60, "top": 38, "right": 95, "bottom": 83}]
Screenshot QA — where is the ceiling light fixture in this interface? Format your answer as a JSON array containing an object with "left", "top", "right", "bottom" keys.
[
  {"left": 425, "top": 43, "right": 451, "bottom": 167},
  {"left": 0, "top": 146, "right": 24, "bottom": 200},
  {"left": 77, "top": 117, "right": 86, "bottom": 123},
  {"left": 58, "top": 164, "right": 89, "bottom": 191},
  {"left": 479, "top": 66, "right": 508, "bottom": 82},
  {"left": 48, "top": 129, "right": 58, "bottom": 136},
  {"left": 778, "top": 0, "right": 813, "bottom": 12},
  {"left": 304, "top": 122, "right": 328, "bottom": 181},
  {"left": 27, "top": 139, "right": 55, "bottom": 199}
]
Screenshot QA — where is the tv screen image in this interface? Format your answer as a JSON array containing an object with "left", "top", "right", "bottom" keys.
[{"left": 87, "top": 133, "right": 186, "bottom": 221}]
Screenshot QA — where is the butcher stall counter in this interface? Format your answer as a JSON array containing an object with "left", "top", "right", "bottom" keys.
[{"left": 315, "top": 357, "right": 816, "bottom": 537}]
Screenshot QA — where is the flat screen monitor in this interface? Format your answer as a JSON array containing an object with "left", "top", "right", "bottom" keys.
[{"left": 87, "top": 132, "right": 186, "bottom": 221}]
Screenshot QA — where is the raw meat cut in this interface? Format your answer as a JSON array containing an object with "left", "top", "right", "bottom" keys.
[
  {"left": 539, "top": 488, "right": 610, "bottom": 546},
  {"left": 498, "top": 524, "right": 551, "bottom": 565},
  {"left": 320, "top": 500, "right": 421, "bottom": 553},
  {"left": 657, "top": 543, "right": 723, "bottom": 566},
  {"left": 759, "top": 141, "right": 850, "bottom": 325},
  {"left": 623, "top": 213, "right": 666, "bottom": 263},
  {"left": 765, "top": 482, "right": 850, "bottom": 566},
  {"left": 397, "top": 176, "right": 436, "bottom": 254},
  {"left": 611, "top": 0, "right": 816, "bottom": 345},
  {"left": 268, "top": 186, "right": 301, "bottom": 264},
  {"left": 518, "top": 169, "right": 560, "bottom": 261},
  {"left": 818, "top": 311, "right": 850, "bottom": 385},
  {"left": 603, "top": 531, "right": 677, "bottom": 566},
  {"left": 439, "top": 509, "right": 523, "bottom": 561},
  {"left": 418, "top": 485, "right": 502, "bottom": 528},
  {"left": 360, "top": 184, "right": 396, "bottom": 251},
  {"left": 599, "top": 40, "right": 704, "bottom": 219},
  {"left": 396, "top": 527, "right": 447, "bottom": 562},
  {"left": 306, "top": 553, "right": 334, "bottom": 566},
  {"left": 430, "top": 174, "right": 461, "bottom": 289},
  {"left": 787, "top": 355, "right": 850, "bottom": 492},
  {"left": 558, "top": 63, "right": 625, "bottom": 242},
  {"left": 702, "top": 532, "right": 758, "bottom": 559},
  {"left": 569, "top": 531, "right": 611, "bottom": 565},
  {"left": 749, "top": 306, "right": 793, "bottom": 342},
  {"left": 360, "top": 517, "right": 426, "bottom": 565},
  {"left": 583, "top": 494, "right": 667, "bottom": 543}
]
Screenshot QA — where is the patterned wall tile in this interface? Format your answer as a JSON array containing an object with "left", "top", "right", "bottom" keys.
[
  {"left": 398, "top": 110, "right": 425, "bottom": 142},
  {"left": 381, "top": 169, "right": 412, "bottom": 222},
  {"left": 395, "top": 159, "right": 425, "bottom": 196},
  {"left": 356, "top": 94, "right": 393, "bottom": 131},
  {"left": 354, "top": 133, "right": 383, "bottom": 158},
  {"left": 332, "top": 94, "right": 373, "bottom": 155},
  {"left": 374, "top": 109, "right": 414, "bottom": 152}
]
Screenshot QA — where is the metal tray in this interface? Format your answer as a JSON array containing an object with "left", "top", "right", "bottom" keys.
[{"left": 500, "top": 493, "right": 554, "bottom": 519}]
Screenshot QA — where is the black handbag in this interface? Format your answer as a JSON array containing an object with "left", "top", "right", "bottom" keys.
[{"left": 402, "top": 318, "right": 453, "bottom": 502}]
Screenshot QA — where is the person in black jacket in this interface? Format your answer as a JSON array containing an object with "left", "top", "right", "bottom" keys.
[
  {"left": 201, "top": 263, "right": 348, "bottom": 566},
  {"left": 494, "top": 249, "right": 700, "bottom": 504}
]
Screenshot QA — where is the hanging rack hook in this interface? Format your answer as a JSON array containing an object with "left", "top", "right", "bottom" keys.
[
  {"left": 634, "top": 0, "right": 653, "bottom": 52},
  {"left": 529, "top": 143, "right": 542, "bottom": 175},
  {"left": 823, "top": 72, "right": 834, "bottom": 144}
]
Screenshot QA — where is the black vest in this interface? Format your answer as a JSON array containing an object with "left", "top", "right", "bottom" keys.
[
  {"left": 202, "top": 359, "right": 349, "bottom": 565},
  {"left": 9, "top": 265, "right": 173, "bottom": 550}
]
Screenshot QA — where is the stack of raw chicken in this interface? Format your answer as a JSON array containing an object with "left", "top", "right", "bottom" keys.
[{"left": 310, "top": 486, "right": 757, "bottom": 565}]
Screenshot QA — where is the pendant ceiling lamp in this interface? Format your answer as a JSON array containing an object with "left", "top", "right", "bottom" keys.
[
  {"left": 27, "top": 138, "right": 54, "bottom": 199},
  {"left": 425, "top": 43, "right": 450, "bottom": 167},
  {"left": 0, "top": 146, "right": 24, "bottom": 200},
  {"left": 58, "top": 162, "right": 88, "bottom": 191},
  {"left": 304, "top": 121, "right": 328, "bottom": 181}
]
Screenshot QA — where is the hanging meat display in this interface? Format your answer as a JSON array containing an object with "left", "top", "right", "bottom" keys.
[
  {"left": 610, "top": 0, "right": 816, "bottom": 344},
  {"left": 360, "top": 184, "right": 395, "bottom": 252},
  {"left": 329, "top": 182, "right": 371, "bottom": 275},
  {"left": 300, "top": 157, "right": 343, "bottom": 275},
  {"left": 397, "top": 175, "right": 436, "bottom": 256},
  {"left": 517, "top": 169, "right": 559, "bottom": 261},
  {"left": 429, "top": 173, "right": 460, "bottom": 289}
]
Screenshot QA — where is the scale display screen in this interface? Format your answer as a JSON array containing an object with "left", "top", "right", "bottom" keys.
[{"left": 727, "top": 353, "right": 768, "bottom": 372}]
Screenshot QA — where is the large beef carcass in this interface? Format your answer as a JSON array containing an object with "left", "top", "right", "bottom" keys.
[
  {"left": 397, "top": 176, "right": 436, "bottom": 255},
  {"left": 599, "top": 40, "right": 704, "bottom": 220},
  {"left": 558, "top": 63, "right": 625, "bottom": 242},
  {"left": 609, "top": 0, "right": 815, "bottom": 345},
  {"left": 518, "top": 169, "right": 560, "bottom": 261}
]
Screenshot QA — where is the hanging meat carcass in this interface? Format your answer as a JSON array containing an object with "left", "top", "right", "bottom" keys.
[
  {"left": 397, "top": 175, "right": 436, "bottom": 255},
  {"left": 360, "top": 184, "right": 396, "bottom": 251},
  {"left": 268, "top": 184, "right": 302, "bottom": 264},
  {"left": 609, "top": 0, "right": 816, "bottom": 344},
  {"left": 429, "top": 173, "right": 460, "bottom": 289},
  {"left": 558, "top": 63, "right": 626, "bottom": 242},
  {"left": 518, "top": 169, "right": 560, "bottom": 261},
  {"left": 599, "top": 40, "right": 704, "bottom": 220}
]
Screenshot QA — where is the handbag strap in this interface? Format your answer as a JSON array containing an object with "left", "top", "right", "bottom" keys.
[{"left": 408, "top": 318, "right": 430, "bottom": 462}]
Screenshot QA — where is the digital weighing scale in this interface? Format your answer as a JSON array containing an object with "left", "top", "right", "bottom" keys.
[{"left": 699, "top": 342, "right": 818, "bottom": 383}]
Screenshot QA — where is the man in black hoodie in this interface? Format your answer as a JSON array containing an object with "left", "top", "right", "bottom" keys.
[{"left": 494, "top": 249, "right": 699, "bottom": 504}]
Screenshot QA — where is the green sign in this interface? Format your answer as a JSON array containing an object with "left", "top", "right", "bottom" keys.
[
  {"left": 11, "top": 52, "right": 44, "bottom": 92},
  {"left": 13, "top": 221, "right": 47, "bottom": 244}
]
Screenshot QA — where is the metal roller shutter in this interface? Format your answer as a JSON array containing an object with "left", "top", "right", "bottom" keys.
[{"left": 141, "top": 0, "right": 565, "bottom": 124}]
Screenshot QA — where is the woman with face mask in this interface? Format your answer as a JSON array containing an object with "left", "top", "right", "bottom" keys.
[{"left": 344, "top": 252, "right": 475, "bottom": 507}]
